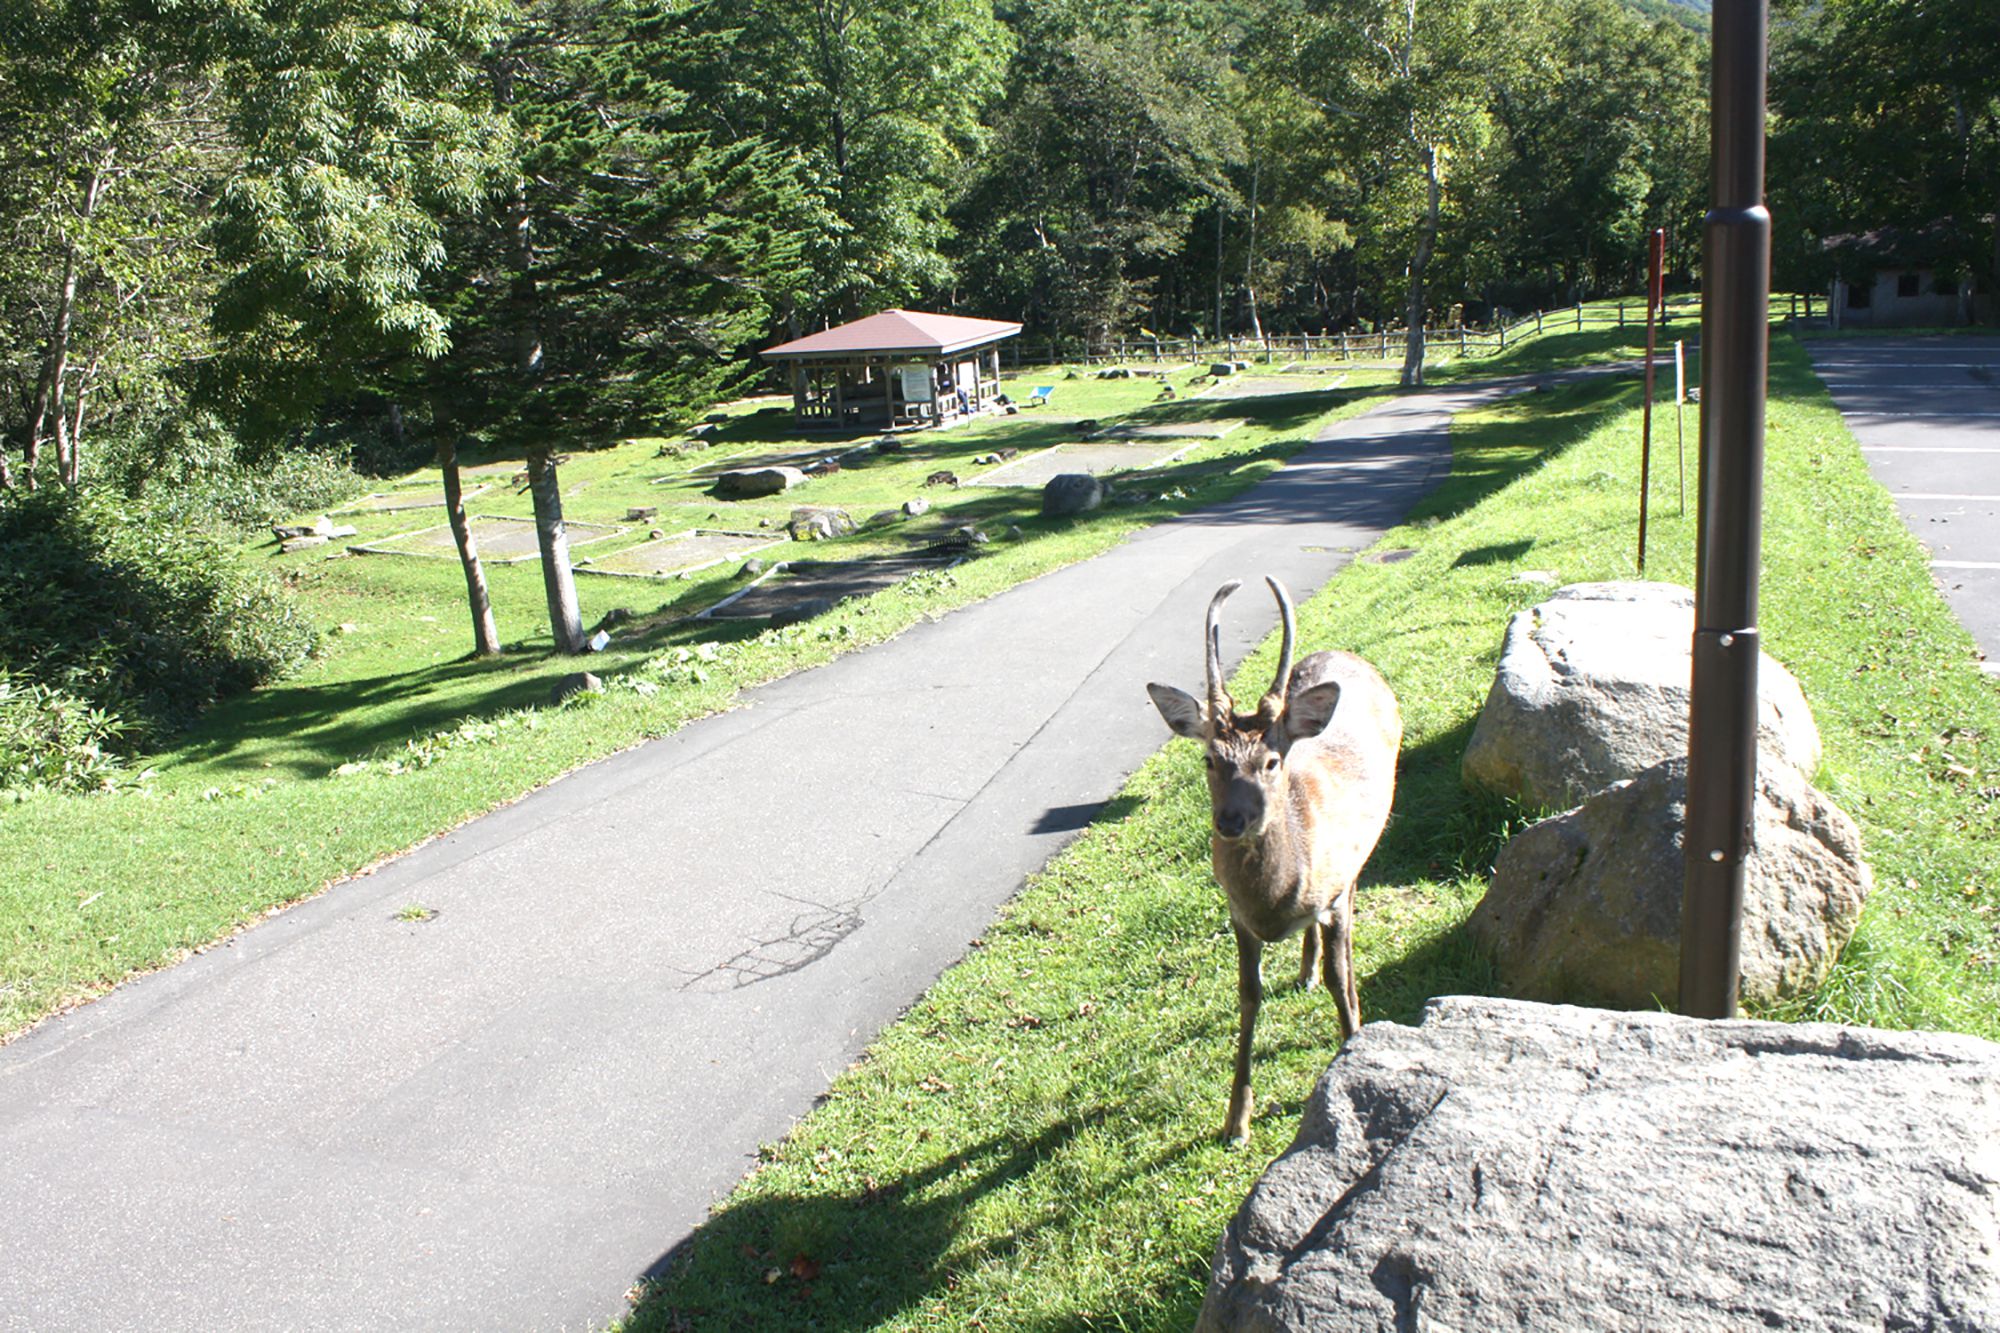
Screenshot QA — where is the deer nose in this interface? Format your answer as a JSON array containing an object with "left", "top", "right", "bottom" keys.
[{"left": 1215, "top": 809, "right": 1249, "bottom": 839}]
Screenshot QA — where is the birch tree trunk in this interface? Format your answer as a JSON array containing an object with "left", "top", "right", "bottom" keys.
[
  {"left": 527, "top": 446, "right": 584, "bottom": 653},
  {"left": 1401, "top": 140, "right": 1441, "bottom": 388},
  {"left": 493, "top": 52, "right": 585, "bottom": 654},
  {"left": 28, "top": 157, "right": 108, "bottom": 491},
  {"left": 439, "top": 432, "right": 500, "bottom": 657}
]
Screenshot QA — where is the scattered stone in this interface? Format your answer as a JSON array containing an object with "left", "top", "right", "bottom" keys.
[
  {"left": 1209, "top": 362, "right": 1237, "bottom": 377},
  {"left": 280, "top": 535, "right": 328, "bottom": 553},
  {"left": 787, "top": 506, "right": 856, "bottom": 541},
  {"left": 1076, "top": 418, "right": 1101, "bottom": 435},
  {"left": 738, "top": 559, "right": 766, "bottom": 579},
  {"left": 902, "top": 496, "right": 930, "bottom": 518},
  {"left": 770, "top": 597, "right": 837, "bottom": 628},
  {"left": 874, "top": 436, "right": 906, "bottom": 454},
  {"left": 712, "top": 465, "right": 807, "bottom": 499},
  {"left": 1199, "top": 995, "right": 2000, "bottom": 1333},
  {"left": 1471, "top": 754, "right": 1871, "bottom": 1009},
  {"left": 587, "top": 629, "right": 612, "bottom": 652},
  {"left": 626, "top": 506, "right": 658, "bottom": 521},
  {"left": 945, "top": 525, "right": 989, "bottom": 549},
  {"left": 599, "top": 607, "right": 634, "bottom": 628},
  {"left": 273, "top": 515, "right": 334, "bottom": 540},
  {"left": 324, "top": 524, "right": 358, "bottom": 540},
  {"left": 973, "top": 453, "right": 1000, "bottom": 465},
  {"left": 803, "top": 457, "right": 842, "bottom": 476},
  {"left": 1042, "top": 472, "right": 1105, "bottom": 516},
  {"left": 865, "top": 510, "right": 903, "bottom": 528},
  {"left": 924, "top": 470, "right": 959, "bottom": 488},
  {"left": 649, "top": 528, "right": 664, "bottom": 539},
  {"left": 548, "top": 671, "right": 602, "bottom": 705},
  {"left": 1096, "top": 366, "right": 1132, "bottom": 379},
  {"left": 335, "top": 623, "right": 357, "bottom": 635},
  {"left": 687, "top": 422, "right": 719, "bottom": 440},
  {"left": 1462, "top": 581, "right": 1822, "bottom": 810}
]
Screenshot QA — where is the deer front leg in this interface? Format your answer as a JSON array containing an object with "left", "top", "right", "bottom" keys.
[
  {"left": 1320, "top": 888, "right": 1361, "bottom": 1042},
  {"left": 1225, "top": 926, "right": 1265, "bottom": 1143},
  {"left": 1297, "top": 919, "right": 1322, "bottom": 991}
]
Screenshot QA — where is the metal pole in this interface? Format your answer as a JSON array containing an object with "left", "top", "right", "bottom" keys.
[
  {"left": 1681, "top": 0, "right": 1769, "bottom": 1020},
  {"left": 1675, "top": 339, "right": 1687, "bottom": 515},
  {"left": 1639, "top": 228, "right": 1665, "bottom": 573}
]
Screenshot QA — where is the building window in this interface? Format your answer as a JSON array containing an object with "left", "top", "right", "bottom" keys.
[
  {"left": 1897, "top": 272, "right": 1920, "bottom": 298},
  {"left": 1847, "top": 281, "right": 1871, "bottom": 309}
]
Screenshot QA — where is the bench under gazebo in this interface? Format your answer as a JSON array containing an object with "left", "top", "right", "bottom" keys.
[{"left": 761, "top": 309, "right": 1023, "bottom": 432}]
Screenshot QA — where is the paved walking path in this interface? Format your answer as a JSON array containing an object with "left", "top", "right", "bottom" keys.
[
  {"left": 1807, "top": 335, "right": 2000, "bottom": 673},
  {"left": 0, "top": 383, "right": 1510, "bottom": 1332}
]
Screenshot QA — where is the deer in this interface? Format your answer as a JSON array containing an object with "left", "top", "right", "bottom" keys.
[{"left": 1147, "top": 577, "right": 1402, "bottom": 1142}]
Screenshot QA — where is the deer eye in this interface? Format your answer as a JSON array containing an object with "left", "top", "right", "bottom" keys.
[{"left": 1263, "top": 754, "right": 1281, "bottom": 773}]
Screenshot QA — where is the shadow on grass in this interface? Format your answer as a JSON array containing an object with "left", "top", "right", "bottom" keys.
[{"left": 629, "top": 1097, "right": 1211, "bottom": 1330}]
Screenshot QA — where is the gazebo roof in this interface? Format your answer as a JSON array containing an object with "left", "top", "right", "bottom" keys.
[{"left": 762, "top": 309, "right": 1023, "bottom": 361}]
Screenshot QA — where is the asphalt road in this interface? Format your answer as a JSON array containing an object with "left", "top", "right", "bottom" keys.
[
  {"left": 1806, "top": 335, "right": 2000, "bottom": 672},
  {"left": 0, "top": 381, "right": 1510, "bottom": 1332}
]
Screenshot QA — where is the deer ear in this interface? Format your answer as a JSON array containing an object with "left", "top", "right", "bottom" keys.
[
  {"left": 1147, "top": 683, "right": 1208, "bottom": 739},
  {"left": 1285, "top": 680, "right": 1342, "bottom": 740}
]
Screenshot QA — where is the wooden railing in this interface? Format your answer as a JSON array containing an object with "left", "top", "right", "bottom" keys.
[{"left": 1003, "top": 292, "right": 1819, "bottom": 371}]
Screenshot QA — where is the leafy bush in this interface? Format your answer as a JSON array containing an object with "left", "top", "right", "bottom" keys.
[
  {"left": 0, "top": 488, "right": 319, "bottom": 744},
  {"left": 0, "top": 672, "right": 128, "bottom": 794},
  {"left": 95, "top": 410, "right": 365, "bottom": 531}
]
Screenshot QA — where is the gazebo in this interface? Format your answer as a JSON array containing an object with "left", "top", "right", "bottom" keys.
[{"left": 761, "top": 309, "right": 1023, "bottom": 432}]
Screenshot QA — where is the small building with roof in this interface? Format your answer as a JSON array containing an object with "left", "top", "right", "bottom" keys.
[
  {"left": 761, "top": 309, "right": 1023, "bottom": 432},
  {"left": 1824, "top": 220, "right": 1995, "bottom": 329}
]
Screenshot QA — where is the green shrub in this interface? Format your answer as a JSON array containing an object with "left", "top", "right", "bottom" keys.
[
  {"left": 0, "top": 488, "right": 320, "bottom": 743},
  {"left": 95, "top": 410, "right": 365, "bottom": 531},
  {"left": 0, "top": 672, "right": 128, "bottom": 794}
]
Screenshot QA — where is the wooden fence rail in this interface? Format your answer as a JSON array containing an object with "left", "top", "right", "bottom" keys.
[{"left": 1004, "top": 292, "right": 1815, "bottom": 371}]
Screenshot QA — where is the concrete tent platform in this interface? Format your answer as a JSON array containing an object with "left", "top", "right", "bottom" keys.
[
  {"left": 1095, "top": 418, "right": 1247, "bottom": 441},
  {"left": 579, "top": 530, "right": 782, "bottom": 580},
  {"left": 967, "top": 440, "right": 1201, "bottom": 488},
  {"left": 699, "top": 554, "right": 959, "bottom": 620},
  {"left": 351, "top": 515, "right": 624, "bottom": 564},
  {"left": 337, "top": 484, "right": 494, "bottom": 514}
]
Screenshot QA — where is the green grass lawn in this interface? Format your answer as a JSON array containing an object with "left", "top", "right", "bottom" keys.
[
  {"left": 621, "top": 329, "right": 2000, "bottom": 1330},
  {"left": 0, "top": 363, "right": 1394, "bottom": 1038}
]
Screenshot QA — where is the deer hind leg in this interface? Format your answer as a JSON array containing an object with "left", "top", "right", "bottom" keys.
[
  {"left": 1225, "top": 926, "right": 1265, "bottom": 1144},
  {"left": 1297, "top": 919, "right": 1323, "bottom": 991},
  {"left": 1320, "top": 888, "right": 1361, "bottom": 1042}
]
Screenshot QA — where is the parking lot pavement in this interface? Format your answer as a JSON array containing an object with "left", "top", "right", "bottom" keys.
[{"left": 1806, "top": 335, "right": 2000, "bottom": 672}]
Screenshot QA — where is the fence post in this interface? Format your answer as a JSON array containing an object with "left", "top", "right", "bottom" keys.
[
  {"left": 1537, "top": 311, "right": 1544, "bottom": 334},
  {"left": 1618, "top": 304, "right": 1626, "bottom": 327},
  {"left": 1576, "top": 304, "right": 1584, "bottom": 330}
]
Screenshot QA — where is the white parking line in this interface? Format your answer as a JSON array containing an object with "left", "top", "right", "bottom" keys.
[
  {"left": 1846, "top": 411, "right": 2000, "bottom": 419},
  {"left": 1933, "top": 561, "right": 2000, "bottom": 570},
  {"left": 1862, "top": 446, "right": 2000, "bottom": 453},
  {"left": 1898, "top": 493, "right": 2000, "bottom": 501}
]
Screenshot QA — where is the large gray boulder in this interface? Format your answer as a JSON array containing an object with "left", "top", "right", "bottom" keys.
[
  {"left": 1462, "top": 581, "right": 1822, "bottom": 810},
  {"left": 1199, "top": 996, "right": 2000, "bottom": 1332},
  {"left": 712, "top": 465, "right": 806, "bottom": 499},
  {"left": 1469, "top": 755, "right": 1871, "bottom": 1009},
  {"left": 1042, "top": 472, "right": 1105, "bottom": 516},
  {"left": 786, "top": 506, "right": 855, "bottom": 541}
]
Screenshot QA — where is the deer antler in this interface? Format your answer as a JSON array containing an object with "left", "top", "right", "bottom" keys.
[
  {"left": 1205, "top": 580, "right": 1241, "bottom": 723},
  {"left": 1265, "top": 577, "right": 1295, "bottom": 711}
]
